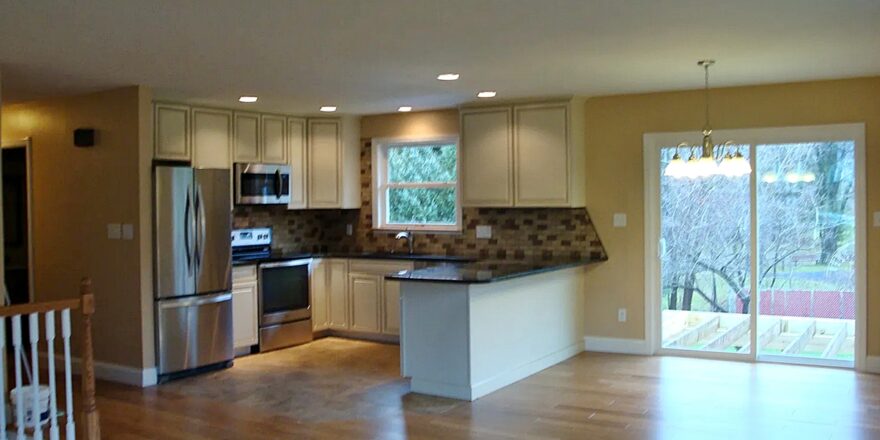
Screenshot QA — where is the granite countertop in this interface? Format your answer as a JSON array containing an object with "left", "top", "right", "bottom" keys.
[
  {"left": 384, "top": 257, "right": 606, "bottom": 284},
  {"left": 232, "top": 251, "right": 476, "bottom": 266}
]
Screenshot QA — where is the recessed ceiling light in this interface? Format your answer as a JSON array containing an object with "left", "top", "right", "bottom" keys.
[
  {"left": 398, "top": 106, "right": 413, "bottom": 112},
  {"left": 320, "top": 106, "right": 337, "bottom": 112},
  {"left": 437, "top": 73, "right": 460, "bottom": 81},
  {"left": 477, "top": 91, "right": 497, "bottom": 98},
  {"left": 239, "top": 96, "right": 258, "bottom": 103}
]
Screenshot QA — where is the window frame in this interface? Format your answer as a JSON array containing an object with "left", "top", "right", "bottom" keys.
[{"left": 372, "top": 135, "right": 462, "bottom": 232}]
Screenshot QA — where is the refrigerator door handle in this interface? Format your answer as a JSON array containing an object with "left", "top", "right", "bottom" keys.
[
  {"left": 196, "top": 183, "right": 207, "bottom": 271},
  {"left": 184, "top": 187, "right": 193, "bottom": 275}
]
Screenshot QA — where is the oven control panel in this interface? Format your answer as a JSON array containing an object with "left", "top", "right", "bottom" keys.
[{"left": 231, "top": 227, "right": 272, "bottom": 248}]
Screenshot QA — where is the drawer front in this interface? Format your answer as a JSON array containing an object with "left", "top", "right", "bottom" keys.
[
  {"left": 232, "top": 264, "right": 258, "bottom": 283},
  {"left": 348, "top": 260, "right": 414, "bottom": 275}
]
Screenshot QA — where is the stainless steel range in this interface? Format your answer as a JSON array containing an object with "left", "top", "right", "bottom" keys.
[{"left": 232, "top": 228, "right": 313, "bottom": 352}]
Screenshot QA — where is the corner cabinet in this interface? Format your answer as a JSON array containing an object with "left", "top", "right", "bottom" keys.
[{"left": 460, "top": 98, "right": 586, "bottom": 208}]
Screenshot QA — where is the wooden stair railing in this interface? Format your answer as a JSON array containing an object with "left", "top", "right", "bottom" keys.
[{"left": 0, "top": 277, "right": 100, "bottom": 440}]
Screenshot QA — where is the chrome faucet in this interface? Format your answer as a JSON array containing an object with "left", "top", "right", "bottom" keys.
[{"left": 395, "top": 231, "right": 414, "bottom": 254}]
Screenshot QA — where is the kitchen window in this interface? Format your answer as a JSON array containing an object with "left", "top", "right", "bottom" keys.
[{"left": 372, "top": 136, "right": 461, "bottom": 231}]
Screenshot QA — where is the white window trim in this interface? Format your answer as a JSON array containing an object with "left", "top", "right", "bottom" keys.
[
  {"left": 372, "top": 135, "right": 462, "bottom": 232},
  {"left": 642, "top": 123, "right": 867, "bottom": 371}
]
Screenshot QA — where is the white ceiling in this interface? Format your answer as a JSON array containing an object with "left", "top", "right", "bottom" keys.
[{"left": 1, "top": 0, "right": 878, "bottom": 115}]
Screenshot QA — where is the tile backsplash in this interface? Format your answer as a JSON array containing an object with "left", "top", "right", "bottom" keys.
[{"left": 233, "top": 142, "right": 607, "bottom": 261}]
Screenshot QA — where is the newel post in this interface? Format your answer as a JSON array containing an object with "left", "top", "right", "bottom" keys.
[{"left": 80, "top": 278, "right": 101, "bottom": 439}]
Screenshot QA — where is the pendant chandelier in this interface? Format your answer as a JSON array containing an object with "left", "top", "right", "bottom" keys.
[{"left": 664, "top": 60, "right": 752, "bottom": 179}]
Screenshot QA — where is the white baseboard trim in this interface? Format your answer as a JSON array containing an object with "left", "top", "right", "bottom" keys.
[
  {"left": 39, "top": 353, "right": 157, "bottom": 387},
  {"left": 584, "top": 336, "right": 652, "bottom": 355},
  {"left": 864, "top": 356, "right": 880, "bottom": 374},
  {"left": 470, "top": 342, "right": 583, "bottom": 401}
]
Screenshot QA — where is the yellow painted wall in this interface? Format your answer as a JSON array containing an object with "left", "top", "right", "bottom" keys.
[
  {"left": 583, "top": 76, "right": 880, "bottom": 356},
  {"left": 1, "top": 86, "right": 153, "bottom": 368}
]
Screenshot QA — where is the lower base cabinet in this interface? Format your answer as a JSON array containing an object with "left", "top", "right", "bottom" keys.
[{"left": 232, "top": 265, "right": 259, "bottom": 349}]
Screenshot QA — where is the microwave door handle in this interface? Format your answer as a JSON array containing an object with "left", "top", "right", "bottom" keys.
[
  {"left": 196, "top": 183, "right": 207, "bottom": 270},
  {"left": 274, "top": 169, "right": 282, "bottom": 199}
]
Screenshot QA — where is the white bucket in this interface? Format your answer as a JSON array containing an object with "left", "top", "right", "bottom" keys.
[{"left": 9, "top": 385, "right": 51, "bottom": 428}]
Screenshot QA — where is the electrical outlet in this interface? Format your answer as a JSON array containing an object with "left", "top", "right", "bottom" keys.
[
  {"left": 107, "top": 223, "right": 121, "bottom": 240},
  {"left": 617, "top": 308, "right": 627, "bottom": 322},
  {"left": 475, "top": 225, "right": 492, "bottom": 239},
  {"left": 346, "top": 224, "right": 353, "bottom": 236}
]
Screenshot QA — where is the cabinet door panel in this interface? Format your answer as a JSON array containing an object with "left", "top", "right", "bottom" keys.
[
  {"left": 349, "top": 274, "right": 381, "bottom": 333},
  {"left": 461, "top": 108, "right": 513, "bottom": 206},
  {"left": 514, "top": 104, "right": 569, "bottom": 206},
  {"left": 310, "top": 259, "right": 329, "bottom": 331},
  {"left": 308, "top": 119, "right": 342, "bottom": 208},
  {"left": 261, "top": 115, "right": 287, "bottom": 164},
  {"left": 382, "top": 280, "right": 401, "bottom": 335},
  {"left": 287, "top": 118, "right": 308, "bottom": 209},
  {"left": 232, "top": 281, "right": 258, "bottom": 348},
  {"left": 327, "top": 259, "right": 349, "bottom": 330},
  {"left": 233, "top": 112, "right": 261, "bottom": 163},
  {"left": 154, "top": 104, "right": 190, "bottom": 160},
  {"left": 192, "top": 108, "right": 232, "bottom": 169}
]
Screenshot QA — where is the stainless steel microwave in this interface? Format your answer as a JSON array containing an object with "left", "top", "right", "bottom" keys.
[{"left": 234, "top": 163, "right": 291, "bottom": 205}]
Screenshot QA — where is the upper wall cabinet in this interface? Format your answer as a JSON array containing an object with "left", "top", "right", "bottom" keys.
[
  {"left": 154, "top": 103, "right": 191, "bottom": 161},
  {"left": 261, "top": 114, "right": 288, "bottom": 164},
  {"left": 287, "top": 117, "right": 308, "bottom": 209},
  {"left": 460, "top": 107, "right": 514, "bottom": 207},
  {"left": 191, "top": 107, "right": 232, "bottom": 169},
  {"left": 233, "top": 112, "right": 261, "bottom": 163},
  {"left": 306, "top": 117, "right": 360, "bottom": 209},
  {"left": 460, "top": 98, "right": 586, "bottom": 208}
]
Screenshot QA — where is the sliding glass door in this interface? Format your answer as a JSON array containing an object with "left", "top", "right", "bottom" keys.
[
  {"left": 755, "top": 141, "right": 856, "bottom": 365},
  {"left": 648, "top": 125, "right": 863, "bottom": 367}
]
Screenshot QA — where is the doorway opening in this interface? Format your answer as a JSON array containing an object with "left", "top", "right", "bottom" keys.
[
  {"left": 644, "top": 124, "right": 866, "bottom": 369},
  {"left": 1, "top": 140, "right": 33, "bottom": 306}
]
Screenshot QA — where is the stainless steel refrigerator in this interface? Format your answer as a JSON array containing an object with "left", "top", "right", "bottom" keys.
[{"left": 154, "top": 166, "right": 233, "bottom": 378}]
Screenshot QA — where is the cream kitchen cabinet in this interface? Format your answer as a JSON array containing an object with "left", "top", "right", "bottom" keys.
[
  {"left": 261, "top": 114, "right": 288, "bottom": 164},
  {"left": 287, "top": 117, "right": 308, "bottom": 209},
  {"left": 347, "top": 260, "right": 413, "bottom": 336},
  {"left": 154, "top": 103, "right": 191, "bottom": 161},
  {"left": 309, "top": 259, "right": 330, "bottom": 331},
  {"left": 233, "top": 112, "right": 261, "bottom": 163},
  {"left": 191, "top": 107, "right": 233, "bottom": 169},
  {"left": 460, "top": 98, "right": 586, "bottom": 208},
  {"left": 231, "top": 264, "right": 259, "bottom": 350},
  {"left": 327, "top": 259, "right": 350, "bottom": 330},
  {"left": 306, "top": 117, "right": 360, "bottom": 209},
  {"left": 460, "top": 107, "right": 514, "bottom": 207}
]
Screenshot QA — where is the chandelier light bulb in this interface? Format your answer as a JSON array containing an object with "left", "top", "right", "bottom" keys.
[{"left": 664, "top": 153, "right": 687, "bottom": 178}]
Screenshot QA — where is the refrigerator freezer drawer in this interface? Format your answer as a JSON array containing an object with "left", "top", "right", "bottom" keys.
[{"left": 157, "top": 293, "right": 234, "bottom": 375}]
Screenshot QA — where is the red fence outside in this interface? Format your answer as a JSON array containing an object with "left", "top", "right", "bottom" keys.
[{"left": 735, "top": 290, "right": 855, "bottom": 319}]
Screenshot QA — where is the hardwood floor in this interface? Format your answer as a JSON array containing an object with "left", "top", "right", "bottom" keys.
[{"left": 95, "top": 337, "right": 880, "bottom": 439}]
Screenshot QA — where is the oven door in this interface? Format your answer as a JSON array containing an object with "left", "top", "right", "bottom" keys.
[
  {"left": 259, "top": 259, "right": 311, "bottom": 326},
  {"left": 235, "top": 163, "right": 291, "bottom": 205}
]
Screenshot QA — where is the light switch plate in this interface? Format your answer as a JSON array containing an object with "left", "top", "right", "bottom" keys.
[
  {"left": 346, "top": 224, "right": 353, "bottom": 236},
  {"left": 122, "top": 223, "right": 134, "bottom": 240},
  {"left": 107, "top": 223, "right": 122, "bottom": 240},
  {"left": 475, "top": 225, "right": 492, "bottom": 239},
  {"left": 613, "top": 213, "right": 627, "bottom": 228},
  {"left": 874, "top": 211, "right": 880, "bottom": 228}
]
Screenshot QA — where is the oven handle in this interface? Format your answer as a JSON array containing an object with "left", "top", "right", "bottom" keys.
[{"left": 259, "top": 259, "right": 312, "bottom": 269}]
